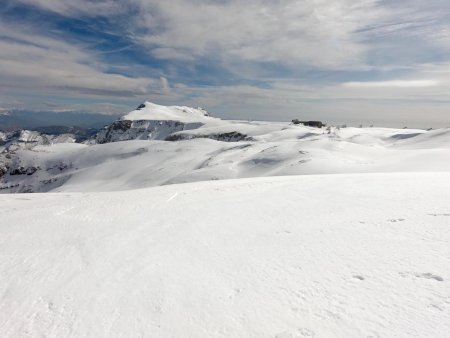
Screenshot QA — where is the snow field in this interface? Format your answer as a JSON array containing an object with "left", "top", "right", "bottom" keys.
[{"left": 0, "top": 173, "right": 449, "bottom": 337}]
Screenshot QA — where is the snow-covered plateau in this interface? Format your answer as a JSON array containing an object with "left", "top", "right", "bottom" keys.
[
  {"left": 0, "top": 102, "right": 449, "bottom": 337},
  {"left": 1, "top": 102, "right": 450, "bottom": 193}
]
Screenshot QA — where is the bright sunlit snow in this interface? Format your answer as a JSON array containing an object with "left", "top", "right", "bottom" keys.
[
  {"left": 0, "top": 103, "right": 449, "bottom": 337},
  {"left": 1, "top": 102, "right": 450, "bottom": 193},
  {"left": 1, "top": 173, "right": 449, "bottom": 337}
]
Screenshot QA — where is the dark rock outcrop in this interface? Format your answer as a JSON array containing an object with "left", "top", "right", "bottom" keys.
[
  {"left": 165, "top": 131, "right": 253, "bottom": 142},
  {"left": 292, "top": 119, "right": 325, "bottom": 128},
  {"left": 10, "top": 166, "right": 39, "bottom": 176},
  {"left": 94, "top": 120, "right": 203, "bottom": 144}
]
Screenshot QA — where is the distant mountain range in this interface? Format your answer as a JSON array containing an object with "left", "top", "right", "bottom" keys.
[{"left": 0, "top": 110, "right": 118, "bottom": 131}]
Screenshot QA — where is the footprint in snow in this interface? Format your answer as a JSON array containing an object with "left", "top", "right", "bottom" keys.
[
  {"left": 276, "top": 230, "right": 292, "bottom": 235},
  {"left": 388, "top": 218, "right": 405, "bottom": 223},
  {"left": 353, "top": 275, "right": 365, "bottom": 281},
  {"left": 228, "top": 288, "right": 242, "bottom": 299},
  {"left": 399, "top": 272, "right": 444, "bottom": 282},
  {"left": 297, "top": 159, "right": 311, "bottom": 164},
  {"left": 418, "top": 273, "right": 444, "bottom": 282},
  {"left": 367, "top": 333, "right": 381, "bottom": 338},
  {"left": 275, "top": 327, "right": 315, "bottom": 338}
]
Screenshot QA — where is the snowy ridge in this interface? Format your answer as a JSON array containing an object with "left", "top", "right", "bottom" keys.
[
  {"left": 92, "top": 102, "right": 218, "bottom": 143},
  {"left": 1, "top": 101, "right": 450, "bottom": 193},
  {"left": 94, "top": 120, "right": 204, "bottom": 144},
  {"left": 1, "top": 126, "right": 450, "bottom": 193},
  {"left": 121, "top": 101, "right": 212, "bottom": 122},
  {"left": 0, "top": 130, "right": 76, "bottom": 154}
]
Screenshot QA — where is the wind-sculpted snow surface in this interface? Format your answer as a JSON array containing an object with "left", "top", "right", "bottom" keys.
[{"left": 0, "top": 173, "right": 449, "bottom": 337}]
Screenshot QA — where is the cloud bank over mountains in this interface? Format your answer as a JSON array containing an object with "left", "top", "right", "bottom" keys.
[{"left": 1, "top": 0, "right": 450, "bottom": 126}]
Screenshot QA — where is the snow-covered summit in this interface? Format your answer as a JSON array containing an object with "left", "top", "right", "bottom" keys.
[
  {"left": 121, "top": 101, "right": 212, "bottom": 123},
  {"left": 94, "top": 102, "right": 252, "bottom": 144}
]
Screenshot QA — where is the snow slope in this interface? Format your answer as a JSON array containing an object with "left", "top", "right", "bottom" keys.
[
  {"left": 1, "top": 103, "right": 449, "bottom": 336},
  {"left": 1, "top": 126, "right": 450, "bottom": 193},
  {"left": 0, "top": 173, "right": 449, "bottom": 337},
  {"left": 122, "top": 101, "right": 212, "bottom": 123},
  {"left": 2, "top": 101, "right": 450, "bottom": 193}
]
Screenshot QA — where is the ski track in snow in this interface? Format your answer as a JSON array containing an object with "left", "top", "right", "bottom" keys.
[{"left": 0, "top": 173, "right": 449, "bottom": 337}]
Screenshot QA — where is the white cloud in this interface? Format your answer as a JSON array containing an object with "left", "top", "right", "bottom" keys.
[
  {"left": 342, "top": 80, "right": 439, "bottom": 88},
  {"left": 14, "top": 0, "right": 127, "bottom": 17},
  {"left": 0, "top": 22, "right": 168, "bottom": 98},
  {"left": 132, "top": 0, "right": 375, "bottom": 70},
  {"left": 124, "top": 0, "right": 449, "bottom": 74},
  {"left": 151, "top": 48, "right": 194, "bottom": 61},
  {"left": 3, "top": 0, "right": 450, "bottom": 127},
  {"left": 159, "top": 76, "right": 171, "bottom": 95},
  {"left": 11, "top": 0, "right": 450, "bottom": 73}
]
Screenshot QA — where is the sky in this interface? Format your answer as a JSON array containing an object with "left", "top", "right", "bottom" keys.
[{"left": 1, "top": 0, "right": 450, "bottom": 127}]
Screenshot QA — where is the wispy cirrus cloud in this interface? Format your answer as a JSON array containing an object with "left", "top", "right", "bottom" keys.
[
  {"left": 11, "top": 0, "right": 129, "bottom": 17},
  {"left": 0, "top": 21, "right": 168, "bottom": 98},
  {"left": 7, "top": 0, "right": 450, "bottom": 72}
]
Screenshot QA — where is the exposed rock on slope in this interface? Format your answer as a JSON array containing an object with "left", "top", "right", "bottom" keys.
[
  {"left": 91, "top": 102, "right": 253, "bottom": 144},
  {"left": 95, "top": 119, "right": 203, "bottom": 144},
  {"left": 0, "top": 130, "right": 76, "bottom": 153},
  {"left": 0, "top": 130, "right": 78, "bottom": 192},
  {"left": 165, "top": 131, "right": 253, "bottom": 142}
]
